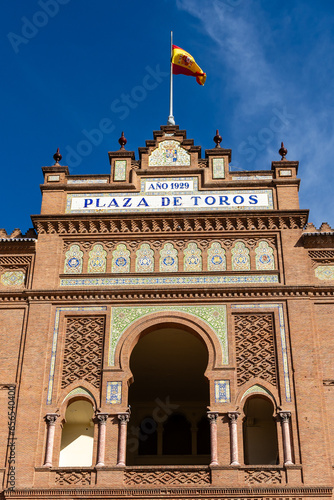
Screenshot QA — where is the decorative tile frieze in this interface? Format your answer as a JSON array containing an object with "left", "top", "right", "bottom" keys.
[
  {"left": 315, "top": 265, "right": 334, "bottom": 280},
  {"left": 1, "top": 270, "right": 25, "bottom": 287},
  {"left": 108, "top": 305, "right": 228, "bottom": 366},
  {"left": 61, "top": 274, "right": 279, "bottom": 288}
]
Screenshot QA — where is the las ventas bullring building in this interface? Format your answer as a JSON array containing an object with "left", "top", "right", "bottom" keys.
[{"left": 0, "top": 125, "right": 333, "bottom": 500}]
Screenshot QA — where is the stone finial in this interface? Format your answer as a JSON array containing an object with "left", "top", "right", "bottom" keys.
[
  {"left": 213, "top": 129, "right": 222, "bottom": 148},
  {"left": 118, "top": 131, "right": 127, "bottom": 150},
  {"left": 53, "top": 148, "right": 62, "bottom": 165},
  {"left": 279, "top": 141, "right": 288, "bottom": 160}
]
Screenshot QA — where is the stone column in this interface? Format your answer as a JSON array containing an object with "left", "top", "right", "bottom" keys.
[
  {"left": 96, "top": 413, "right": 109, "bottom": 467},
  {"left": 279, "top": 411, "right": 293, "bottom": 465},
  {"left": 43, "top": 413, "right": 59, "bottom": 467},
  {"left": 207, "top": 412, "right": 219, "bottom": 466},
  {"left": 228, "top": 412, "right": 240, "bottom": 466},
  {"left": 117, "top": 412, "right": 130, "bottom": 466}
]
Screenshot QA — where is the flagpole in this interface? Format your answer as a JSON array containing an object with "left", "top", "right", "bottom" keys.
[{"left": 167, "top": 31, "right": 175, "bottom": 125}]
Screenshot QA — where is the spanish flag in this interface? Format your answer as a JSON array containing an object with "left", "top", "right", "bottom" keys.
[{"left": 172, "top": 45, "right": 206, "bottom": 86}]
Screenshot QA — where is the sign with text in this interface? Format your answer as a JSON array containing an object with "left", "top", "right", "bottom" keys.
[{"left": 66, "top": 177, "right": 273, "bottom": 214}]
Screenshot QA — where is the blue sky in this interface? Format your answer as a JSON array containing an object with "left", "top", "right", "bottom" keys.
[{"left": 2, "top": 0, "right": 334, "bottom": 233}]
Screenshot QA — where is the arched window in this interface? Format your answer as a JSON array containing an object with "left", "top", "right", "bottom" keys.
[
  {"left": 163, "top": 413, "right": 192, "bottom": 455},
  {"left": 196, "top": 415, "right": 210, "bottom": 455},
  {"left": 59, "top": 399, "right": 94, "bottom": 467},
  {"left": 138, "top": 416, "right": 158, "bottom": 456},
  {"left": 243, "top": 396, "right": 279, "bottom": 465}
]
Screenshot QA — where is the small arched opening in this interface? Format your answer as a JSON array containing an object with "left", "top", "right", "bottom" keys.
[
  {"left": 127, "top": 326, "right": 210, "bottom": 465},
  {"left": 59, "top": 399, "right": 94, "bottom": 467},
  {"left": 243, "top": 396, "right": 279, "bottom": 465}
]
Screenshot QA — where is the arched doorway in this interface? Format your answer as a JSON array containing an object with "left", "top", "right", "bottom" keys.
[
  {"left": 127, "top": 326, "right": 210, "bottom": 465},
  {"left": 243, "top": 396, "right": 279, "bottom": 465}
]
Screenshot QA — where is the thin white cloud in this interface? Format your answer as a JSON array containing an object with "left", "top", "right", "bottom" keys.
[{"left": 176, "top": 0, "right": 334, "bottom": 226}]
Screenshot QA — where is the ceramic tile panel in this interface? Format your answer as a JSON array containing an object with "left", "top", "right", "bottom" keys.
[
  {"left": 207, "top": 242, "right": 226, "bottom": 271},
  {"left": 160, "top": 243, "right": 178, "bottom": 272},
  {"left": 64, "top": 244, "right": 83, "bottom": 274},
  {"left": 112, "top": 244, "right": 130, "bottom": 273},
  {"left": 136, "top": 243, "right": 154, "bottom": 273},
  {"left": 231, "top": 241, "right": 250, "bottom": 271},
  {"left": 88, "top": 244, "right": 107, "bottom": 273},
  {"left": 255, "top": 240, "right": 275, "bottom": 270},
  {"left": 184, "top": 242, "right": 202, "bottom": 272},
  {"left": 106, "top": 381, "right": 122, "bottom": 404}
]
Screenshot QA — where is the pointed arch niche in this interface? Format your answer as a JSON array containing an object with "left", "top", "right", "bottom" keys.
[{"left": 59, "top": 399, "right": 95, "bottom": 467}]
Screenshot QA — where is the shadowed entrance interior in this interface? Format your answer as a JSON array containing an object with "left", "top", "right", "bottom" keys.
[{"left": 127, "top": 326, "right": 210, "bottom": 465}]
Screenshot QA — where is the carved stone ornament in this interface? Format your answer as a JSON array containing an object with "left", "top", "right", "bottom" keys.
[
  {"left": 45, "top": 413, "right": 59, "bottom": 425},
  {"left": 228, "top": 411, "right": 240, "bottom": 422},
  {"left": 279, "top": 411, "right": 291, "bottom": 423},
  {"left": 207, "top": 412, "right": 218, "bottom": 423},
  {"left": 96, "top": 412, "right": 109, "bottom": 424},
  {"left": 118, "top": 412, "right": 130, "bottom": 424}
]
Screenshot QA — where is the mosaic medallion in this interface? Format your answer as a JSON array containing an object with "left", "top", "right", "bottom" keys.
[
  {"left": 231, "top": 241, "right": 250, "bottom": 271},
  {"left": 1, "top": 271, "right": 25, "bottom": 287},
  {"left": 184, "top": 242, "right": 202, "bottom": 272},
  {"left": 255, "top": 241, "right": 275, "bottom": 270},
  {"left": 315, "top": 265, "right": 334, "bottom": 280},
  {"left": 148, "top": 140, "right": 191, "bottom": 167},
  {"left": 207, "top": 242, "right": 226, "bottom": 271},
  {"left": 160, "top": 243, "right": 178, "bottom": 272},
  {"left": 136, "top": 243, "right": 154, "bottom": 272},
  {"left": 88, "top": 244, "right": 107, "bottom": 273},
  {"left": 64, "top": 244, "right": 83, "bottom": 274},
  {"left": 112, "top": 244, "right": 130, "bottom": 273}
]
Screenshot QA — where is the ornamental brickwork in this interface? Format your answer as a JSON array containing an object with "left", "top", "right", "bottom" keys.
[{"left": 0, "top": 125, "right": 333, "bottom": 500}]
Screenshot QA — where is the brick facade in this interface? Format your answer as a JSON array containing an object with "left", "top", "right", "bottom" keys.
[{"left": 0, "top": 125, "right": 333, "bottom": 500}]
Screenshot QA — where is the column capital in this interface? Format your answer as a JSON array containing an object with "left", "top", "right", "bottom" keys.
[
  {"left": 228, "top": 411, "right": 240, "bottom": 422},
  {"left": 118, "top": 412, "right": 130, "bottom": 424},
  {"left": 45, "top": 413, "right": 59, "bottom": 425},
  {"left": 278, "top": 411, "right": 291, "bottom": 423},
  {"left": 96, "top": 412, "right": 109, "bottom": 424},
  {"left": 207, "top": 411, "right": 218, "bottom": 422}
]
